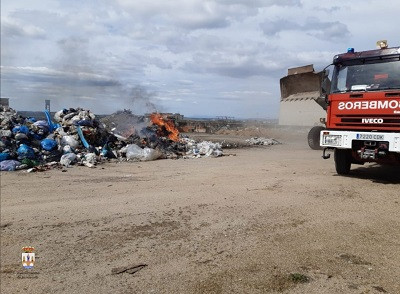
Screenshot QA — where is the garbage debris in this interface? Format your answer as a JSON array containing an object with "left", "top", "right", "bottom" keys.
[
  {"left": 17, "top": 144, "right": 35, "bottom": 160},
  {"left": 124, "top": 144, "right": 162, "bottom": 161},
  {"left": 0, "top": 106, "right": 232, "bottom": 172},
  {"left": 111, "top": 264, "right": 147, "bottom": 275},
  {"left": 60, "top": 135, "right": 79, "bottom": 149},
  {"left": 60, "top": 153, "right": 77, "bottom": 167},
  {"left": 245, "top": 137, "right": 280, "bottom": 146},
  {"left": 1, "top": 160, "right": 21, "bottom": 171},
  {"left": 21, "top": 158, "right": 39, "bottom": 168},
  {"left": 100, "top": 109, "right": 146, "bottom": 137},
  {"left": 182, "top": 138, "right": 223, "bottom": 158},
  {"left": 41, "top": 138, "right": 57, "bottom": 151},
  {"left": 0, "top": 152, "right": 10, "bottom": 162},
  {"left": 82, "top": 152, "right": 97, "bottom": 168}
]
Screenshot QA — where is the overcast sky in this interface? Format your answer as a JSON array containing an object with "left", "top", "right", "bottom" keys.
[{"left": 1, "top": 0, "right": 398, "bottom": 118}]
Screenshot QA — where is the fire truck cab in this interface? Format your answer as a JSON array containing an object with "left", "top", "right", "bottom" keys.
[{"left": 320, "top": 41, "right": 400, "bottom": 174}]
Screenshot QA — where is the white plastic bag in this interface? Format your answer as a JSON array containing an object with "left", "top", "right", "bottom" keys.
[
  {"left": 60, "top": 153, "right": 77, "bottom": 167},
  {"left": 84, "top": 153, "right": 97, "bottom": 164},
  {"left": 54, "top": 110, "right": 64, "bottom": 123},
  {"left": 142, "top": 147, "right": 162, "bottom": 161},
  {"left": 126, "top": 144, "right": 143, "bottom": 160},
  {"left": 60, "top": 136, "right": 79, "bottom": 149},
  {"left": 125, "top": 144, "right": 161, "bottom": 161}
]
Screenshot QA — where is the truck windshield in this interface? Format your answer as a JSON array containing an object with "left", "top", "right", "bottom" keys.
[{"left": 331, "top": 58, "right": 400, "bottom": 93}]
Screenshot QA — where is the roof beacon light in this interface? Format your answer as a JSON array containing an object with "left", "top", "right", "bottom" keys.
[
  {"left": 347, "top": 48, "right": 355, "bottom": 53},
  {"left": 376, "top": 40, "right": 388, "bottom": 49}
]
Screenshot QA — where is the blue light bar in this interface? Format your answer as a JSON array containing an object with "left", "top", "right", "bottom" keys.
[{"left": 347, "top": 48, "right": 355, "bottom": 53}]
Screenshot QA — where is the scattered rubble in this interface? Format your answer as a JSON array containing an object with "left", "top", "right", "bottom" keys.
[
  {"left": 182, "top": 138, "right": 223, "bottom": 158},
  {"left": 245, "top": 137, "right": 281, "bottom": 146}
]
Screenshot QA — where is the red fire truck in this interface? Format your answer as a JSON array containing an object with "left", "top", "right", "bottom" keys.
[{"left": 320, "top": 41, "right": 400, "bottom": 174}]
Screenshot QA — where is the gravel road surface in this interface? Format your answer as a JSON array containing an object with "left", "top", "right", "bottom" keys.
[{"left": 1, "top": 130, "right": 399, "bottom": 293}]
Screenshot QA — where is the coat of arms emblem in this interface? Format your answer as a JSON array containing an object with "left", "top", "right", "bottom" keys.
[{"left": 22, "top": 246, "right": 35, "bottom": 269}]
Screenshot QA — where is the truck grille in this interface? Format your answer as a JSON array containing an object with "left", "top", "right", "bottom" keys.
[{"left": 335, "top": 114, "right": 400, "bottom": 128}]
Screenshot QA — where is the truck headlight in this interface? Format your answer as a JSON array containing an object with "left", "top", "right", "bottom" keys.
[{"left": 323, "top": 135, "right": 342, "bottom": 146}]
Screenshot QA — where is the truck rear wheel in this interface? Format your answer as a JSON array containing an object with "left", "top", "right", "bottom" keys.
[
  {"left": 334, "top": 149, "right": 352, "bottom": 175},
  {"left": 307, "top": 126, "right": 325, "bottom": 150}
]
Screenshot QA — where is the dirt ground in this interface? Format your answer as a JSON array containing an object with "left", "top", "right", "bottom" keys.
[{"left": 1, "top": 128, "right": 399, "bottom": 294}]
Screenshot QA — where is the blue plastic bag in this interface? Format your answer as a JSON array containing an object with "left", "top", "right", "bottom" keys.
[
  {"left": 44, "top": 110, "right": 60, "bottom": 132},
  {"left": 40, "top": 138, "right": 58, "bottom": 151},
  {"left": 76, "top": 126, "right": 90, "bottom": 149},
  {"left": 17, "top": 144, "right": 35, "bottom": 159},
  {"left": 27, "top": 117, "right": 37, "bottom": 123},
  {"left": 0, "top": 160, "right": 21, "bottom": 171},
  {"left": 12, "top": 125, "right": 29, "bottom": 134},
  {"left": 0, "top": 152, "right": 10, "bottom": 162}
]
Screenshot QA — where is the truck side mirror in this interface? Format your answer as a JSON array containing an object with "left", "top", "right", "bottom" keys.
[{"left": 321, "top": 68, "right": 332, "bottom": 95}]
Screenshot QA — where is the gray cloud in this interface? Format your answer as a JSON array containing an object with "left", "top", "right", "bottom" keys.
[
  {"left": 1, "top": 66, "right": 120, "bottom": 87},
  {"left": 177, "top": 80, "right": 194, "bottom": 86},
  {"left": 313, "top": 6, "right": 342, "bottom": 13},
  {"left": 1, "top": 20, "right": 46, "bottom": 39},
  {"left": 189, "top": 59, "right": 270, "bottom": 78},
  {"left": 218, "top": 0, "right": 301, "bottom": 7},
  {"left": 259, "top": 19, "right": 298, "bottom": 36},
  {"left": 115, "top": 0, "right": 232, "bottom": 30},
  {"left": 183, "top": 53, "right": 283, "bottom": 78},
  {"left": 116, "top": 0, "right": 302, "bottom": 31},
  {"left": 304, "top": 17, "right": 351, "bottom": 41},
  {"left": 260, "top": 17, "right": 351, "bottom": 41}
]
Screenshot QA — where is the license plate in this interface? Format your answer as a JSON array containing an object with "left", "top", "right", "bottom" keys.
[{"left": 356, "top": 133, "right": 385, "bottom": 140}]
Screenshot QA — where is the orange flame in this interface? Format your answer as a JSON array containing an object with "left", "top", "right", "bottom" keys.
[{"left": 150, "top": 113, "right": 179, "bottom": 141}]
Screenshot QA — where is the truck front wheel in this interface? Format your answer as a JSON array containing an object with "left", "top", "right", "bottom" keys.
[
  {"left": 334, "top": 149, "right": 352, "bottom": 175},
  {"left": 307, "top": 126, "right": 325, "bottom": 150}
]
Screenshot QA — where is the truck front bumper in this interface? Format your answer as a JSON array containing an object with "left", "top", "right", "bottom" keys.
[{"left": 320, "top": 130, "right": 400, "bottom": 153}]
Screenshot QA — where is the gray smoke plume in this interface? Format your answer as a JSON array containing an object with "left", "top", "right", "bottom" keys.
[
  {"left": 50, "top": 37, "right": 161, "bottom": 115},
  {"left": 128, "top": 86, "right": 159, "bottom": 114}
]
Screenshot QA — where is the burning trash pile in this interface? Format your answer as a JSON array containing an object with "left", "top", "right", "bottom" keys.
[
  {"left": 108, "top": 113, "right": 223, "bottom": 159},
  {"left": 0, "top": 106, "right": 223, "bottom": 172},
  {"left": 100, "top": 109, "right": 146, "bottom": 138}
]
